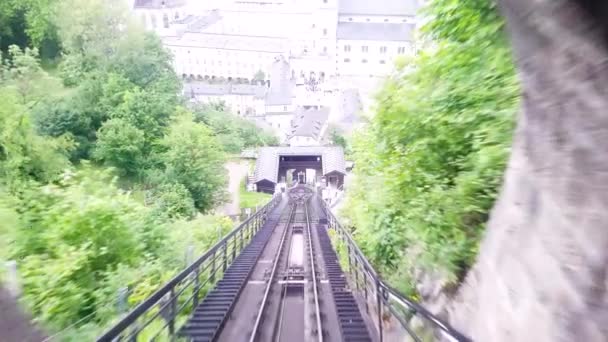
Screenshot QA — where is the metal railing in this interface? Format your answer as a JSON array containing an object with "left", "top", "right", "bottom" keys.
[
  {"left": 96, "top": 195, "right": 281, "bottom": 342},
  {"left": 321, "top": 201, "right": 472, "bottom": 342}
]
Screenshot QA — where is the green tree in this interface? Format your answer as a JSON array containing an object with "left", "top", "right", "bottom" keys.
[
  {"left": 93, "top": 119, "right": 145, "bottom": 176},
  {"left": 159, "top": 114, "right": 227, "bottom": 212},
  {"left": 253, "top": 70, "right": 265, "bottom": 81},
  {"left": 330, "top": 128, "right": 347, "bottom": 150},
  {"left": 343, "top": 0, "right": 519, "bottom": 292},
  {"left": 0, "top": 0, "right": 61, "bottom": 58},
  {"left": 153, "top": 182, "right": 197, "bottom": 219},
  {"left": 8, "top": 166, "right": 168, "bottom": 327},
  {"left": 0, "top": 46, "right": 71, "bottom": 188}
]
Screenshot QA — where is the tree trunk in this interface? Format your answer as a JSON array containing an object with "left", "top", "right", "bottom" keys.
[{"left": 447, "top": 1, "right": 608, "bottom": 341}]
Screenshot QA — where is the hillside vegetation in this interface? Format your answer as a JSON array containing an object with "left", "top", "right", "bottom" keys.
[
  {"left": 0, "top": 0, "right": 275, "bottom": 338},
  {"left": 342, "top": 0, "right": 520, "bottom": 295}
]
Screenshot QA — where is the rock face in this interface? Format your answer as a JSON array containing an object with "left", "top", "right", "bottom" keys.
[{"left": 448, "top": 1, "right": 608, "bottom": 341}]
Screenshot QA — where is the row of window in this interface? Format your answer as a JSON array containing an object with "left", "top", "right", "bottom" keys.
[
  {"left": 346, "top": 17, "right": 410, "bottom": 23},
  {"left": 343, "top": 45, "right": 408, "bottom": 54},
  {"left": 343, "top": 58, "right": 387, "bottom": 64}
]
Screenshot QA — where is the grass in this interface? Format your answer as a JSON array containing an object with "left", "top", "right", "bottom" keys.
[{"left": 238, "top": 179, "right": 270, "bottom": 209}]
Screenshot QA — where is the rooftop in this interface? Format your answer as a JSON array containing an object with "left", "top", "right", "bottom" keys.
[
  {"left": 164, "top": 33, "right": 288, "bottom": 53},
  {"left": 339, "top": 0, "right": 418, "bottom": 16},
  {"left": 266, "top": 56, "right": 294, "bottom": 105},
  {"left": 134, "top": 0, "right": 186, "bottom": 9},
  {"left": 337, "top": 22, "right": 415, "bottom": 41},
  {"left": 290, "top": 107, "right": 330, "bottom": 139},
  {"left": 254, "top": 146, "right": 346, "bottom": 184},
  {"left": 184, "top": 82, "right": 267, "bottom": 98}
]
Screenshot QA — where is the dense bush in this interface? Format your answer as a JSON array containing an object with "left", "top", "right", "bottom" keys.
[
  {"left": 93, "top": 119, "right": 146, "bottom": 176},
  {"left": 343, "top": 0, "right": 519, "bottom": 294},
  {"left": 193, "top": 104, "right": 278, "bottom": 153},
  {"left": 152, "top": 182, "right": 197, "bottom": 219},
  {"left": 7, "top": 167, "right": 163, "bottom": 326},
  {"left": 0, "top": 167, "right": 235, "bottom": 335},
  {"left": 159, "top": 114, "right": 227, "bottom": 212},
  {"left": 0, "top": 0, "right": 263, "bottom": 337}
]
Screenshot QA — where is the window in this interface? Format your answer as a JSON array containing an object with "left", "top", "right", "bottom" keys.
[
  {"left": 384, "top": 18, "right": 389, "bottom": 22},
  {"left": 380, "top": 46, "right": 387, "bottom": 54},
  {"left": 163, "top": 14, "right": 169, "bottom": 28},
  {"left": 398, "top": 46, "right": 407, "bottom": 54},
  {"left": 151, "top": 15, "right": 157, "bottom": 28},
  {"left": 323, "top": 46, "right": 327, "bottom": 53},
  {"left": 344, "top": 58, "right": 350, "bottom": 63},
  {"left": 362, "top": 59, "right": 368, "bottom": 63},
  {"left": 379, "top": 60, "right": 386, "bottom": 64},
  {"left": 361, "top": 46, "right": 368, "bottom": 53},
  {"left": 348, "top": 17, "right": 353, "bottom": 21},
  {"left": 344, "top": 45, "right": 351, "bottom": 52},
  {"left": 323, "top": 28, "right": 327, "bottom": 36}
]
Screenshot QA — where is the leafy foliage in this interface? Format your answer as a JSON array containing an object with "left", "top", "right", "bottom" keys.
[
  {"left": 159, "top": 114, "right": 227, "bottom": 212},
  {"left": 193, "top": 104, "right": 278, "bottom": 153},
  {"left": 0, "top": 0, "right": 265, "bottom": 337},
  {"left": 152, "top": 182, "right": 197, "bottom": 220},
  {"left": 2, "top": 167, "right": 234, "bottom": 333},
  {"left": 343, "top": 0, "right": 519, "bottom": 292},
  {"left": 0, "top": 47, "right": 72, "bottom": 188},
  {"left": 93, "top": 119, "right": 145, "bottom": 176}
]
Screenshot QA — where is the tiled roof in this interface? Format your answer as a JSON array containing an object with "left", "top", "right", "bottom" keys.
[
  {"left": 290, "top": 107, "right": 329, "bottom": 139},
  {"left": 254, "top": 146, "right": 346, "bottom": 184}
]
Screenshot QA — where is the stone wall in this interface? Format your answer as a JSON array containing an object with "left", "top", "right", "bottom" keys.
[{"left": 447, "top": 1, "right": 608, "bottom": 341}]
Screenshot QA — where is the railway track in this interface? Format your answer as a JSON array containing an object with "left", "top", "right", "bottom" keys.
[
  {"left": 98, "top": 185, "right": 470, "bottom": 342},
  {"left": 249, "top": 186, "right": 324, "bottom": 342},
  {"left": 179, "top": 185, "right": 362, "bottom": 342}
]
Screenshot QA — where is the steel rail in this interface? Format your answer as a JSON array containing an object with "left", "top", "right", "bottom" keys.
[
  {"left": 273, "top": 201, "right": 299, "bottom": 342},
  {"left": 249, "top": 203, "right": 295, "bottom": 342},
  {"left": 305, "top": 200, "right": 324, "bottom": 342}
]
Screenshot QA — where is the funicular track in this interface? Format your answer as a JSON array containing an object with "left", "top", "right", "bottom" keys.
[
  {"left": 246, "top": 186, "right": 324, "bottom": 342},
  {"left": 97, "top": 185, "right": 470, "bottom": 342}
]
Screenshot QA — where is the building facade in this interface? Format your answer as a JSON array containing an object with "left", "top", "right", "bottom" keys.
[{"left": 132, "top": 0, "right": 418, "bottom": 82}]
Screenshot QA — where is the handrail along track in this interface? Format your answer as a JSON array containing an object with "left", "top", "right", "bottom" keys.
[
  {"left": 321, "top": 200, "right": 472, "bottom": 342},
  {"left": 96, "top": 195, "right": 281, "bottom": 342}
]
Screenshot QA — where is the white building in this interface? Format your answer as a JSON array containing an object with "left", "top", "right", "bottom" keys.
[{"left": 132, "top": 0, "right": 419, "bottom": 82}]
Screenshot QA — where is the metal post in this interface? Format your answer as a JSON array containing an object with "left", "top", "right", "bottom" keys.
[
  {"left": 364, "top": 271, "right": 369, "bottom": 313},
  {"left": 222, "top": 243, "right": 228, "bottom": 272},
  {"left": 347, "top": 245, "right": 352, "bottom": 274},
  {"left": 239, "top": 228, "right": 244, "bottom": 252},
  {"left": 168, "top": 289, "right": 177, "bottom": 336},
  {"left": 354, "top": 256, "right": 360, "bottom": 291},
  {"left": 193, "top": 267, "right": 200, "bottom": 308},
  {"left": 376, "top": 282, "right": 384, "bottom": 342},
  {"left": 232, "top": 236, "right": 236, "bottom": 262},
  {"left": 210, "top": 250, "right": 217, "bottom": 282}
]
